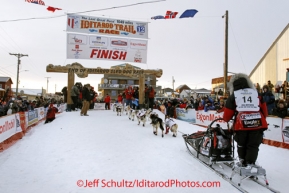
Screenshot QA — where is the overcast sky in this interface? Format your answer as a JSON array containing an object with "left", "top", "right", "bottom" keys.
[{"left": 0, "top": 0, "right": 289, "bottom": 93}]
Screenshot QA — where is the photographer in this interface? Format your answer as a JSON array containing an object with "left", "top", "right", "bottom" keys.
[{"left": 202, "top": 95, "right": 215, "bottom": 112}]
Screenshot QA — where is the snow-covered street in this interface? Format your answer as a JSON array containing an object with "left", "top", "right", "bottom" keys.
[{"left": 0, "top": 109, "right": 288, "bottom": 193}]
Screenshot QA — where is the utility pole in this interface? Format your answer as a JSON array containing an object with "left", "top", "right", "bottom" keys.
[
  {"left": 9, "top": 53, "right": 28, "bottom": 97},
  {"left": 172, "top": 76, "right": 175, "bottom": 97},
  {"left": 223, "top": 10, "right": 229, "bottom": 98},
  {"left": 45, "top": 77, "right": 51, "bottom": 94}
]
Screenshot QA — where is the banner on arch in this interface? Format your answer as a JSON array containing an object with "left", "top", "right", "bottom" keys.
[
  {"left": 67, "top": 33, "right": 147, "bottom": 63},
  {"left": 66, "top": 14, "right": 148, "bottom": 39}
]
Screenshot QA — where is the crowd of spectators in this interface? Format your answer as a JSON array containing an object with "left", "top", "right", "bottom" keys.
[
  {"left": 0, "top": 94, "right": 64, "bottom": 117},
  {"left": 152, "top": 79, "right": 289, "bottom": 119}
]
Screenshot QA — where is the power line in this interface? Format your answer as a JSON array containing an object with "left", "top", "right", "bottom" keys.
[
  {"left": 0, "top": 0, "right": 166, "bottom": 23},
  {"left": 229, "top": 20, "right": 247, "bottom": 73}
]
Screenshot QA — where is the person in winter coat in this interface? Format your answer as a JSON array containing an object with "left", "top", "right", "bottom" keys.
[
  {"left": 125, "top": 86, "right": 134, "bottom": 107},
  {"left": 61, "top": 86, "right": 67, "bottom": 103},
  {"left": 215, "top": 99, "right": 225, "bottom": 113},
  {"left": 81, "top": 84, "right": 91, "bottom": 116},
  {"left": 45, "top": 103, "right": 59, "bottom": 124},
  {"left": 166, "top": 101, "right": 175, "bottom": 118},
  {"left": 255, "top": 83, "right": 261, "bottom": 94},
  {"left": 267, "top": 80, "right": 274, "bottom": 93},
  {"left": 223, "top": 73, "right": 268, "bottom": 167},
  {"left": 133, "top": 86, "right": 139, "bottom": 99},
  {"left": 117, "top": 93, "right": 123, "bottom": 103},
  {"left": 272, "top": 99, "right": 288, "bottom": 118},
  {"left": 262, "top": 85, "right": 275, "bottom": 115},
  {"left": 104, "top": 94, "right": 111, "bottom": 110},
  {"left": 202, "top": 96, "right": 215, "bottom": 112},
  {"left": 131, "top": 97, "right": 139, "bottom": 109},
  {"left": 70, "top": 83, "right": 80, "bottom": 111},
  {"left": 145, "top": 85, "right": 155, "bottom": 109}
]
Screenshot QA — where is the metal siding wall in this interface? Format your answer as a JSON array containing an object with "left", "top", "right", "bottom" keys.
[
  {"left": 277, "top": 28, "right": 289, "bottom": 83},
  {"left": 250, "top": 27, "right": 289, "bottom": 86},
  {"left": 250, "top": 60, "right": 266, "bottom": 86},
  {"left": 265, "top": 45, "right": 277, "bottom": 84}
]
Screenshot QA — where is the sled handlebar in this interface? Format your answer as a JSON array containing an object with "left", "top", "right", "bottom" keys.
[{"left": 208, "top": 118, "right": 230, "bottom": 133}]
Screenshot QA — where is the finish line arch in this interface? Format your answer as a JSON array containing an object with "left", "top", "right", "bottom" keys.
[{"left": 46, "top": 62, "right": 163, "bottom": 108}]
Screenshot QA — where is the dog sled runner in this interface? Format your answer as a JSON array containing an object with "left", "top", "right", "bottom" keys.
[{"left": 182, "top": 118, "right": 280, "bottom": 193}]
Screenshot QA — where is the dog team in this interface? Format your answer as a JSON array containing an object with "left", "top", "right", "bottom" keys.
[{"left": 111, "top": 101, "right": 178, "bottom": 138}]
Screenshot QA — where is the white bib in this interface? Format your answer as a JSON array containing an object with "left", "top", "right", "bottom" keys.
[
  {"left": 234, "top": 88, "right": 259, "bottom": 112},
  {"left": 165, "top": 118, "right": 176, "bottom": 128}
]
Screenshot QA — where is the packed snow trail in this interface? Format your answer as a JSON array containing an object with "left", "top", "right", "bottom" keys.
[{"left": 0, "top": 109, "right": 287, "bottom": 193}]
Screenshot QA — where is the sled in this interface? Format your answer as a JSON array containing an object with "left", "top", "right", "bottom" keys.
[{"left": 182, "top": 118, "right": 234, "bottom": 165}]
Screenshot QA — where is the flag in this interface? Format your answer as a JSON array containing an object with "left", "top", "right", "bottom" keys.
[
  {"left": 25, "top": 0, "right": 45, "bottom": 5},
  {"left": 47, "top": 6, "right": 62, "bottom": 12},
  {"left": 165, "top": 11, "right": 178, "bottom": 19},
  {"left": 151, "top": 15, "right": 165, "bottom": 20},
  {"left": 179, "top": 9, "right": 198, "bottom": 18}
]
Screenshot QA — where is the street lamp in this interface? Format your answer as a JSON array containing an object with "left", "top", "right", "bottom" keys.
[
  {"left": 228, "top": 71, "right": 237, "bottom": 75},
  {"left": 18, "top": 70, "right": 29, "bottom": 85}
]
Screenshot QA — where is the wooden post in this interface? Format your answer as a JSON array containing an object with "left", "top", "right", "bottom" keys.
[
  {"left": 224, "top": 10, "right": 228, "bottom": 97},
  {"left": 67, "top": 70, "right": 75, "bottom": 109},
  {"left": 139, "top": 74, "right": 145, "bottom": 108}
]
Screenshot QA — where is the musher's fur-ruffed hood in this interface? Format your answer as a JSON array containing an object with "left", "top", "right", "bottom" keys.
[{"left": 228, "top": 73, "right": 255, "bottom": 94}]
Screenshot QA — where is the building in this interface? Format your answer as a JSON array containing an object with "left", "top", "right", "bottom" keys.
[
  {"left": 11, "top": 88, "right": 47, "bottom": 101},
  {"left": 98, "top": 64, "right": 157, "bottom": 100},
  {"left": 179, "top": 88, "right": 211, "bottom": 99},
  {"left": 0, "top": 77, "right": 13, "bottom": 100},
  {"left": 175, "top": 84, "right": 191, "bottom": 94},
  {"left": 157, "top": 87, "right": 174, "bottom": 97},
  {"left": 249, "top": 23, "right": 289, "bottom": 88}
]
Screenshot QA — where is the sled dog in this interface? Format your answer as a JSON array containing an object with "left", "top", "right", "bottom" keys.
[
  {"left": 150, "top": 113, "right": 164, "bottom": 137},
  {"left": 165, "top": 115, "right": 178, "bottom": 137},
  {"left": 137, "top": 109, "right": 147, "bottom": 126}
]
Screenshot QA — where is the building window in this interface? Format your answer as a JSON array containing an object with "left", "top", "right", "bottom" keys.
[
  {"left": 127, "top": 80, "right": 134, "bottom": 85},
  {"left": 111, "top": 80, "right": 118, "bottom": 84},
  {"left": 111, "top": 90, "right": 117, "bottom": 97}
]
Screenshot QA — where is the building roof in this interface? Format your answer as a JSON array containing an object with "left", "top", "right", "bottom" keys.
[
  {"left": 111, "top": 63, "right": 141, "bottom": 69},
  {"left": 249, "top": 23, "right": 289, "bottom": 78},
  {"left": 0, "top": 77, "right": 13, "bottom": 84},
  {"left": 181, "top": 88, "right": 211, "bottom": 94},
  {"left": 11, "top": 88, "right": 43, "bottom": 96},
  {"left": 175, "top": 84, "right": 191, "bottom": 90}
]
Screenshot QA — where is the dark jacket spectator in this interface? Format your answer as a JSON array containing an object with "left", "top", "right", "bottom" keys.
[
  {"left": 133, "top": 87, "right": 139, "bottom": 99},
  {"left": 272, "top": 100, "right": 288, "bottom": 118},
  {"left": 166, "top": 101, "right": 175, "bottom": 118},
  {"left": 82, "top": 86, "right": 91, "bottom": 101},
  {"left": 202, "top": 96, "right": 215, "bottom": 112},
  {"left": 262, "top": 85, "right": 275, "bottom": 115}
]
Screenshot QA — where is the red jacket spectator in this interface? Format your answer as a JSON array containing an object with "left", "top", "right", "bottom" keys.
[
  {"left": 179, "top": 103, "right": 187, "bottom": 109},
  {"left": 197, "top": 102, "right": 204, "bottom": 111},
  {"left": 45, "top": 104, "right": 59, "bottom": 124},
  {"left": 125, "top": 86, "right": 134, "bottom": 100},
  {"left": 104, "top": 95, "right": 111, "bottom": 103},
  {"left": 149, "top": 87, "right": 155, "bottom": 98},
  {"left": 117, "top": 94, "right": 123, "bottom": 103},
  {"left": 46, "top": 104, "right": 58, "bottom": 119}
]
